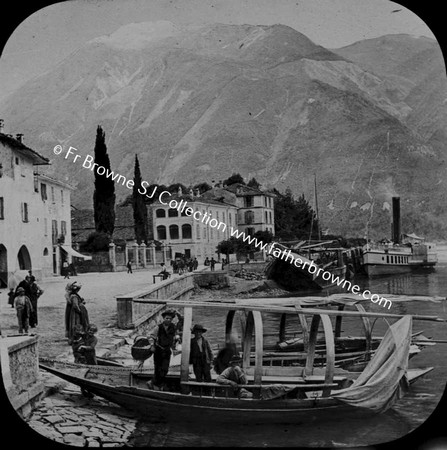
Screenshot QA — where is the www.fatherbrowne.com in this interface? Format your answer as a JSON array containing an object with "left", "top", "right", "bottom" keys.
[
  {"left": 54, "top": 144, "right": 391, "bottom": 309},
  {"left": 157, "top": 191, "right": 392, "bottom": 310}
]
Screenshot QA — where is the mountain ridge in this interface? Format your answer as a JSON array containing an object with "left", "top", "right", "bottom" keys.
[{"left": 1, "top": 24, "right": 446, "bottom": 239}]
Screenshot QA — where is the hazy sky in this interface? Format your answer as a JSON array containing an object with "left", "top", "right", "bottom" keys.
[{"left": 0, "top": 0, "right": 438, "bottom": 102}]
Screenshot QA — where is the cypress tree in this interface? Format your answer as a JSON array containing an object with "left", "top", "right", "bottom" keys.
[
  {"left": 93, "top": 125, "right": 115, "bottom": 235},
  {"left": 132, "top": 155, "right": 148, "bottom": 244}
]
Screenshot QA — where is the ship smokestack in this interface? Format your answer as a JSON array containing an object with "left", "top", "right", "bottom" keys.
[{"left": 392, "top": 197, "right": 401, "bottom": 244}]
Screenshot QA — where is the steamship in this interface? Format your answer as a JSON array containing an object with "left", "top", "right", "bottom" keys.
[{"left": 362, "top": 197, "right": 437, "bottom": 277}]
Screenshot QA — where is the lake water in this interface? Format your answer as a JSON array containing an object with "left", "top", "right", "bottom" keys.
[{"left": 129, "top": 244, "right": 447, "bottom": 447}]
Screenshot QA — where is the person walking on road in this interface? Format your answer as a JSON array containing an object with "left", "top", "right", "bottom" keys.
[
  {"left": 14, "top": 287, "right": 33, "bottom": 334},
  {"left": 210, "top": 257, "right": 216, "bottom": 271},
  {"left": 28, "top": 276, "right": 43, "bottom": 328},
  {"left": 127, "top": 260, "right": 133, "bottom": 274}
]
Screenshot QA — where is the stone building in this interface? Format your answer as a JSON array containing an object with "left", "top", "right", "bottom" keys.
[
  {"left": 224, "top": 183, "right": 275, "bottom": 236},
  {"left": 150, "top": 191, "right": 238, "bottom": 261},
  {"left": 0, "top": 123, "right": 74, "bottom": 284}
]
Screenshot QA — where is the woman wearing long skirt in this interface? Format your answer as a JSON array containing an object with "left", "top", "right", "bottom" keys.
[{"left": 65, "top": 282, "right": 89, "bottom": 344}]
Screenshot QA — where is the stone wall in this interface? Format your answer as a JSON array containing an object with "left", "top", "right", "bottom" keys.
[
  {"left": 1, "top": 335, "right": 44, "bottom": 417},
  {"left": 116, "top": 271, "right": 230, "bottom": 332}
]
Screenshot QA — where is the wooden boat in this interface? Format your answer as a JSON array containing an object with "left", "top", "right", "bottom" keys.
[
  {"left": 362, "top": 197, "right": 437, "bottom": 277},
  {"left": 40, "top": 301, "right": 437, "bottom": 424},
  {"left": 265, "top": 242, "right": 347, "bottom": 291}
]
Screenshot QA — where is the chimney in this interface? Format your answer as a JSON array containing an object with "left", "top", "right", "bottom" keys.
[
  {"left": 391, "top": 197, "right": 401, "bottom": 244},
  {"left": 0, "top": 119, "right": 4, "bottom": 134},
  {"left": 16, "top": 133, "right": 24, "bottom": 143}
]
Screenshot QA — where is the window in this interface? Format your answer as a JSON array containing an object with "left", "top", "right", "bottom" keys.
[
  {"left": 386, "top": 255, "right": 389, "bottom": 263},
  {"left": 51, "top": 186, "right": 55, "bottom": 203},
  {"left": 168, "top": 208, "right": 178, "bottom": 217},
  {"left": 216, "top": 211, "right": 219, "bottom": 221},
  {"left": 61, "top": 220, "right": 67, "bottom": 236},
  {"left": 210, "top": 228, "right": 213, "bottom": 239},
  {"left": 156, "top": 208, "right": 166, "bottom": 218},
  {"left": 269, "top": 211, "right": 272, "bottom": 224},
  {"left": 41, "top": 183, "right": 48, "bottom": 201},
  {"left": 43, "top": 248, "right": 49, "bottom": 256},
  {"left": 265, "top": 211, "right": 268, "bottom": 223},
  {"left": 196, "top": 224, "right": 201, "bottom": 239},
  {"left": 44, "top": 218, "right": 48, "bottom": 236},
  {"left": 15, "top": 157, "right": 19, "bottom": 165},
  {"left": 203, "top": 226, "right": 207, "bottom": 239},
  {"left": 61, "top": 190, "right": 64, "bottom": 206},
  {"left": 244, "top": 196, "right": 254, "bottom": 207},
  {"left": 0, "top": 197, "right": 4, "bottom": 219},
  {"left": 21, "top": 203, "right": 29, "bottom": 222},
  {"left": 157, "top": 225, "right": 167, "bottom": 240},
  {"left": 246, "top": 227, "right": 255, "bottom": 236},
  {"left": 34, "top": 176, "right": 39, "bottom": 192},
  {"left": 244, "top": 210, "right": 254, "bottom": 225},
  {"left": 229, "top": 213, "right": 232, "bottom": 226},
  {"left": 182, "top": 224, "right": 192, "bottom": 239},
  {"left": 52, "top": 220, "right": 58, "bottom": 244},
  {"left": 169, "top": 225, "right": 179, "bottom": 239}
]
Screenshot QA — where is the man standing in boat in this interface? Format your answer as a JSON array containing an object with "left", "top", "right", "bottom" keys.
[
  {"left": 148, "top": 309, "right": 182, "bottom": 390},
  {"left": 189, "top": 324, "right": 213, "bottom": 382}
]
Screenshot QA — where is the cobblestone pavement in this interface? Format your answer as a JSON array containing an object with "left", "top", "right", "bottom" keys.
[{"left": 0, "top": 267, "right": 206, "bottom": 447}]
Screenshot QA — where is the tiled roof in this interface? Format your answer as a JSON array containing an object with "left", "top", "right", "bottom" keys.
[
  {"left": 224, "top": 183, "right": 273, "bottom": 197},
  {"left": 0, "top": 133, "right": 50, "bottom": 165}
]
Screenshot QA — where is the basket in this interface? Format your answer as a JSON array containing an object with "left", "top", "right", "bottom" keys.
[{"left": 131, "top": 336, "right": 154, "bottom": 361}]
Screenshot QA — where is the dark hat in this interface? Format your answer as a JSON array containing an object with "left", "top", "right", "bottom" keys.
[
  {"left": 161, "top": 309, "right": 176, "bottom": 318},
  {"left": 192, "top": 324, "right": 207, "bottom": 333},
  {"left": 229, "top": 355, "right": 243, "bottom": 364}
]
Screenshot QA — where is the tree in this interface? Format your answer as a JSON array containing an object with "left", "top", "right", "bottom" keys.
[
  {"left": 223, "top": 173, "right": 245, "bottom": 186},
  {"left": 132, "top": 155, "right": 148, "bottom": 244},
  {"left": 93, "top": 126, "right": 115, "bottom": 235},
  {"left": 82, "top": 231, "right": 110, "bottom": 252},
  {"left": 193, "top": 182, "right": 212, "bottom": 194},
  {"left": 247, "top": 177, "right": 261, "bottom": 189},
  {"left": 273, "top": 188, "right": 320, "bottom": 241}
]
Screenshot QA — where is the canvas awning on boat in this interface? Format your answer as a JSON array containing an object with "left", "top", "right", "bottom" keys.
[
  {"left": 332, "top": 315, "right": 412, "bottom": 412},
  {"left": 60, "top": 245, "right": 92, "bottom": 260}
]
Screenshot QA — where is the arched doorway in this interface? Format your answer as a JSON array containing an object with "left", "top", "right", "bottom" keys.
[
  {"left": 17, "top": 245, "right": 32, "bottom": 271},
  {"left": 0, "top": 244, "right": 7, "bottom": 287}
]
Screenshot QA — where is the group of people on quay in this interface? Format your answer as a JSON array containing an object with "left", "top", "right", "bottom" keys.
[{"left": 8, "top": 271, "right": 44, "bottom": 334}]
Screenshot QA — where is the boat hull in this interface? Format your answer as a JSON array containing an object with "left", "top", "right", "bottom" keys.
[{"left": 38, "top": 362, "right": 370, "bottom": 424}]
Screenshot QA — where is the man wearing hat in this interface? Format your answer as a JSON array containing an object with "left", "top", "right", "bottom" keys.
[
  {"left": 216, "top": 355, "right": 253, "bottom": 398},
  {"left": 189, "top": 324, "right": 214, "bottom": 382},
  {"left": 14, "top": 287, "right": 33, "bottom": 334},
  {"left": 149, "top": 309, "right": 181, "bottom": 390}
]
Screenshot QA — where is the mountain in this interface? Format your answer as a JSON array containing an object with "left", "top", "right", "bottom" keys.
[{"left": 1, "top": 23, "right": 446, "bottom": 239}]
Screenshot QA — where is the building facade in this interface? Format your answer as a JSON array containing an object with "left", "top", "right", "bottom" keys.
[
  {"left": 223, "top": 183, "right": 275, "bottom": 236},
  {"left": 0, "top": 129, "right": 73, "bottom": 284},
  {"left": 150, "top": 193, "right": 238, "bottom": 261}
]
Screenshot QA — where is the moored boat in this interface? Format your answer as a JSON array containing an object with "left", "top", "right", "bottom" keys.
[
  {"left": 362, "top": 197, "right": 437, "bottom": 277},
  {"left": 40, "top": 301, "right": 438, "bottom": 424}
]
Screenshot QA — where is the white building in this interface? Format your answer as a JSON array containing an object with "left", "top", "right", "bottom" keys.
[
  {"left": 221, "top": 183, "right": 275, "bottom": 236},
  {"left": 0, "top": 126, "right": 74, "bottom": 284},
  {"left": 150, "top": 192, "right": 238, "bottom": 261}
]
